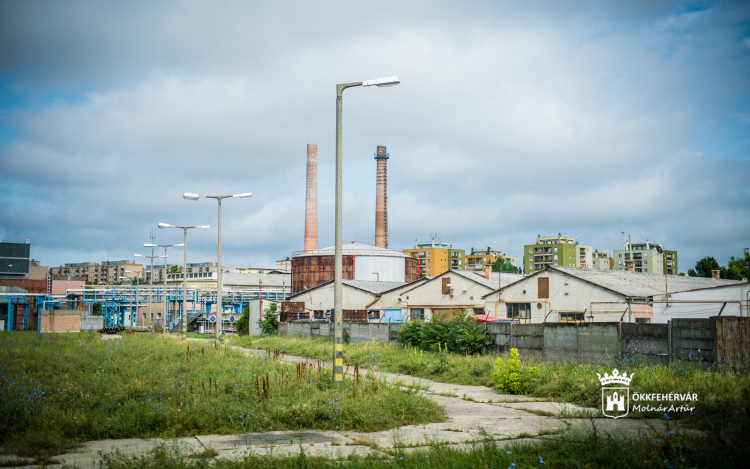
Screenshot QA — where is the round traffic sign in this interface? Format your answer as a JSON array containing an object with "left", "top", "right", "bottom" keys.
[{"left": 209, "top": 315, "right": 216, "bottom": 323}]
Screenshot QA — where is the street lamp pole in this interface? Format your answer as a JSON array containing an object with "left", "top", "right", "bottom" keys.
[
  {"left": 184, "top": 192, "right": 251, "bottom": 346},
  {"left": 159, "top": 223, "right": 210, "bottom": 340},
  {"left": 333, "top": 75, "right": 399, "bottom": 386},
  {"left": 151, "top": 244, "right": 182, "bottom": 335},
  {"left": 136, "top": 249, "right": 164, "bottom": 333}
]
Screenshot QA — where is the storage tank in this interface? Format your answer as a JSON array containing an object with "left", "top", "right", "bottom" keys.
[{"left": 291, "top": 243, "right": 418, "bottom": 295}]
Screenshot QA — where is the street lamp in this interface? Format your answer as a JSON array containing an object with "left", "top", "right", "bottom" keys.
[
  {"left": 136, "top": 250, "right": 166, "bottom": 332},
  {"left": 159, "top": 223, "right": 210, "bottom": 340},
  {"left": 183, "top": 192, "right": 251, "bottom": 345},
  {"left": 656, "top": 244, "right": 668, "bottom": 307},
  {"left": 147, "top": 243, "right": 183, "bottom": 335},
  {"left": 333, "top": 75, "right": 399, "bottom": 386}
]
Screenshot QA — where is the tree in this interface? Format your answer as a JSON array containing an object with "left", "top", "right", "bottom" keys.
[
  {"left": 258, "top": 303, "right": 280, "bottom": 335},
  {"left": 170, "top": 265, "right": 180, "bottom": 274},
  {"left": 236, "top": 307, "right": 250, "bottom": 336},
  {"left": 491, "top": 258, "right": 519, "bottom": 274},
  {"left": 688, "top": 257, "right": 720, "bottom": 278},
  {"left": 92, "top": 303, "right": 103, "bottom": 316},
  {"left": 721, "top": 251, "right": 750, "bottom": 281}
]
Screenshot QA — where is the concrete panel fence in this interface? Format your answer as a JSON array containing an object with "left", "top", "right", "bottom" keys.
[{"left": 277, "top": 318, "right": 741, "bottom": 367}]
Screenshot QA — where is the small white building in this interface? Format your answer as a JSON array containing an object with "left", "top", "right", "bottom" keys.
[
  {"left": 483, "top": 265, "right": 742, "bottom": 324},
  {"left": 289, "top": 279, "right": 407, "bottom": 317},
  {"left": 652, "top": 282, "right": 750, "bottom": 323}
]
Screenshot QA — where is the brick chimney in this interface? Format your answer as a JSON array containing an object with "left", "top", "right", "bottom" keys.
[
  {"left": 484, "top": 263, "right": 492, "bottom": 280},
  {"left": 537, "top": 234, "right": 541, "bottom": 245},
  {"left": 374, "top": 145, "right": 389, "bottom": 249},
  {"left": 712, "top": 270, "right": 720, "bottom": 280},
  {"left": 625, "top": 261, "right": 636, "bottom": 273},
  {"left": 303, "top": 144, "right": 318, "bottom": 253}
]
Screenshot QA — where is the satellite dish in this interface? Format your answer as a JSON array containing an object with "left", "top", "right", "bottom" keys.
[{"left": 655, "top": 244, "right": 664, "bottom": 254}]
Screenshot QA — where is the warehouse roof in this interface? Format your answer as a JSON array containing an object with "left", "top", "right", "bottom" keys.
[{"left": 489, "top": 265, "right": 744, "bottom": 298}]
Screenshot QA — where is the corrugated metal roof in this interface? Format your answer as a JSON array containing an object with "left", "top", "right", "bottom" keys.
[
  {"left": 546, "top": 266, "right": 743, "bottom": 297},
  {"left": 294, "top": 243, "right": 410, "bottom": 258},
  {"left": 454, "top": 269, "right": 526, "bottom": 289}
]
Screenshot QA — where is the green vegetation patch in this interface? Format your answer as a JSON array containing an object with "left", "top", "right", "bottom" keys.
[{"left": 0, "top": 332, "right": 444, "bottom": 458}]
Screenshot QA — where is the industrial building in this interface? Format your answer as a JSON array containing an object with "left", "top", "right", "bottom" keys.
[
  {"left": 291, "top": 243, "right": 418, "bottom": 295},
  {"left": 0, "top": 241, "right": 31, "bottom": 280},
  {"left": 523, "top": 234, "right": 593, "bottom": 274},
  {"left": 403, "top": 235, "right": 466, "bottom": 277},
  {"left": 465, "top": 247, "right": 518, "bottom": 272},
  {"left": 483, "top": 264, "right": 742, "bottom": 324},
  {"left": 613, "top": 240, "right": 678, "bottom": 274},
  {"left": 288, "top": 279, "right": 409, "bottom": 321},
  {"left": 652, "top": 282, "right": 750, "bottom": 322}
]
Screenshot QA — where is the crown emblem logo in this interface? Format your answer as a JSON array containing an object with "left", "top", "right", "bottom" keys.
[{"left": 597, "top": 369, "right": 633, "bottom": 386}]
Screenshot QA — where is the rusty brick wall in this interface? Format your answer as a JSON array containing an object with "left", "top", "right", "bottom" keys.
[
  {"left": 0, "top": 279, "right": 47, "bottom": 293},
  {"left": 374, "top": 145, "right": 388, "bottom": 249},
  {"left": 39, "top": 311, "right": 81, "bottom": 332},
  {"left": 291, "top": 255, "right": 354, "bottom": 295},
  {"left": 304, "top": 144, "right": 318, "bottom": 253},
  {"left": 405, "top": 257, "right": 418, "bottom": 282}
]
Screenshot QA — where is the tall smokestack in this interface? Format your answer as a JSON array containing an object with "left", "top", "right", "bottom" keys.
[
  {"left": 303, "top": 144, "right": 318, "bottom": 253},
  {"left": 374, "top": 145, "right": 389, "bottom": 249}
]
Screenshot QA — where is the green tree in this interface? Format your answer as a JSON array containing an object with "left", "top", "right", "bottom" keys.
[
  {"left": 170, "top": 265, "right": 180, "bottom": 274},
  {"left": 721, "top": 251, "right": 750, "bottom": 281},
  {"left": 258, "top": 303, "right": 280, "bottom": 335},
  {"left": 688, "top": 257, "right": 720, "bottom": 277},
  {"left": 91, "top": 303, "right": 103, "bottom": 316},
  {"left": 491, "top": 258, "right": 520, "bottom": 274},
  {"left": 236, "top": 307, "right": 250, "bottom": 336}
]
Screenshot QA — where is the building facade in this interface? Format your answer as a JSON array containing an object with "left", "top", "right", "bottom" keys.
[
  {"left": 592, "top": 251, "right": 613, "bottom": 270},
  {"left": 523, "top": 234, "right": 592, "bottom": 274},
  {"left": 0, "top": 241, "right": 31, "bottom": 280},
  {"left": 613, "top": 242, "right": 678, "bottom": 274},
  {"left": 50, "top": 260, "right": 144, "bottom": 284},
  {"left": 403, "top": 237, "right": 465, "bottom": 277},
  {"left": 465, "top": 247, "right": 518, "bottom": 272},
  {"left": 146, "top": 262, "right": 222, "bottom": 283}
]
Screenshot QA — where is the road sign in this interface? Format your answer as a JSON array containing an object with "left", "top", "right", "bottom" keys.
[
  {"left": 209, "top": 315, "right": 216, "bottom": 323},
  {"left": 230, "top": 315, "right": 236, "bottom": 323}
]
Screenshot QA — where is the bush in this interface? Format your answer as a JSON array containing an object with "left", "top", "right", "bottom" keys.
[
  {"left": 492, "top": 348, "right": 538, "bottom": 394},
  {"left": 236, "top": 307, "right": 250, "bottom": 335},
  {"left": 397, "top": 310, "right": 489, "bottom": 355},
  {"left": 397, "top": 319, "right": 421, "bottom": 347},
  {"left": 258, "top": 303, "right": 279, "bottom": 335}
]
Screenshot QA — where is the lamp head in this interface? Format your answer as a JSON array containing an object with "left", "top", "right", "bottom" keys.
[
  {"left": 143, "top": 243, "right": 157, "bottom": 247},
  {"left": 183, "top": 193, "right": 201, "bottom": 200},
  {"left": 158, "top": 223, "right": 171, "bottom": 228},
  {"left": 232, "top": 192, "right": 252, "bottom": 198},
  {"left": 362, "top": 76, "right": 400, "bottom": 87},
  {"left": 198, "top": 225, "right": 210, "bottom": 229}
]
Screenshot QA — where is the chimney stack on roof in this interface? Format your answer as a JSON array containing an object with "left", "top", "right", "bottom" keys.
[
  {"left": 303, "top": 144, "right": 318, "bottom": 253},
  {"left": 537, "top": 234, "right": 541, "bottom": 245},
  {"left": 625, "top": 261, "right": 636, "bottom": 273},
  {"left": 374, "top": 145, "right": 389, "bottom": 249},
  {"left": 711, "top": 270, "right": 720, "bottom": 280},
  {"left": 484, "top": 263, "right": 492, "bottom": 280}
]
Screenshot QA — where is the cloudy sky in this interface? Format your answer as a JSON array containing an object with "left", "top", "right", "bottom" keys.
[{"left": 1, "top": 0, "right": 748, "bottom": 273}]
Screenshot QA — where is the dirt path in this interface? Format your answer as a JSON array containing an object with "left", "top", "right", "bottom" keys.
[{"left": 18, "top": 340, "right": 671, "bottom": 467}]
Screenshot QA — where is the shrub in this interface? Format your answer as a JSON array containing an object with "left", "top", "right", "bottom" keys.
[
  {"left": 397, "top": 310, "right": 489, "bottom": 355},
  {"left": 258, "top": 303, "right": 279, "bottom": 335},
  {"left": 236, "top": 307, "right": 250, "bottom": 335},
  {"left": 492, "top": 348, "right": 538, "bottom": 394},
  {"left": 396, "top": 319, "right": 421, "bottom": 347}
]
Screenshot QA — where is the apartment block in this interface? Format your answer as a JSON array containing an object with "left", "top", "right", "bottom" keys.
[
  {"left": 523, "top": 234, "right": 592, "bottom": 274},
  {"left": 465, "top": 247, "right": 518, "bottom": 271},
  {"left": 50, "top": 260, "right": 144, "bottom": 284},
  {"left": 147, "top": 262, "right": 222, "bottom": 283},
  {"left": 403, "top": 236, "right": 465, "bottom": 276},
  {"left": 613, "top": 241, "right": 678, "bottom": 274},
  {"left": 592, "top": 251, "right": 613, "bottom": 270}
]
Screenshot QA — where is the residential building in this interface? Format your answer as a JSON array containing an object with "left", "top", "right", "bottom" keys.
[
  {"left": 276, "top": 257, "right": 291, "bottom": 271},
  {"left": 523, "top": 234, "right": 592, "bottom": 274},
  {"left": 26, "top": 259, "right": 49, "bottom": 280},
  {"left": 613, "top": 241, "right": 678, "bottom": 274},
  {"left": 403, "top": 236, "right": 465, "bottom": 277},
  {"left": 465, "top": 247, "right": 518, "bottom": 272},
  {"left": 146, "top": 262, "right": 222, "bottom": 283},
  {"left": 50, "top": 260, "right": 143, "bottom": 284},
  {"left": 483, "top": 265, "right": 742, "bottom": 324},
  {"left": 592, "top": 251, "right": 613, "bottom": 270}
]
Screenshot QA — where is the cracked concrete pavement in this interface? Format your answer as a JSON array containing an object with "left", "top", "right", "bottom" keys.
[{"left": 11, "top": 341, "right": 674, "bottom": 467}]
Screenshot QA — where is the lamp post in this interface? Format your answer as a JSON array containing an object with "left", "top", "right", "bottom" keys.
[
  {"left": 333, "top": 75, "right": 399, "bottom": 386},
  {"left": 146, "top": 243, "right": 183, "bottom": 335},
  {"left": 159, "top": 223, "right": 210, "bottom": 340},
  {"left": 135, "top": 250, "right": 165, "bottom": 332},
  {"left": 656, "top": 244, "right": 668, "bottom": 307},
  {"left": 183, "top": 192, "right": 252, "bottom": 345}
]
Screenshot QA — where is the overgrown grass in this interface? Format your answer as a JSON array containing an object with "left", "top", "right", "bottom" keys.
[
  {"left": 76, "top": 422, "right": 748, "bottom": 469},
  {"left": 0, "top": 332, "right": 444, "bottom": 459},
  {"left": 230, "top": 334, "right": 750, "bottom": 455}
]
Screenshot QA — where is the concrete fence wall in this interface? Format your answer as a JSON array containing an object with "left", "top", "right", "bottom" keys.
[
  {"left": 278, "top": 318, "right": 725, "bottom": 366},
  {"left": 81, "top": 316, "right": 104, "bottom": 331}
]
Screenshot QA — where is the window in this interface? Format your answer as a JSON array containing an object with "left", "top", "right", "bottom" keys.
[
  {"left": 506, "top": 303, "right": 531, "bottom": 323},
  {"left": 554, "top": 255, "right": 558, "bottom": 260},
  {"left": 410, "top": 308, "right": 425, "bottom": 320},
  {"left": 538, "top": 277, "right": 549, "bottom": 298},
  {"left": 635, "top": 318, "right": 651, "bottom": 324},
  {"left": 554, "top": 247, "right": 558, "bottom": 252},
  {"left": 559, "top": 312, "right": 584, "bottom": 322},
  {"left": 529, "top": 248, "right": 532, "bottom": 253}
]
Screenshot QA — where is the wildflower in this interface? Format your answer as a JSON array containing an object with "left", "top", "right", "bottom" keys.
[
  {"left": 539, "top": 456, "right": 544, "bottom": 464},
  {"left": 664, "top": 413, "right": 670, "bottom": 420},
  {"left": 507, "top": 451, "right": 512, "bottom": 454}
]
